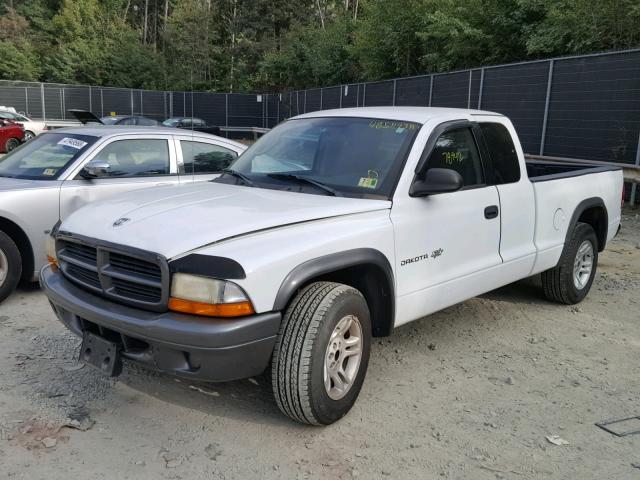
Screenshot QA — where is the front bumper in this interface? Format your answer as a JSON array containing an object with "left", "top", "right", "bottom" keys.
[{"left": 40, "top": 265, "right": 281, "bottom": 382}]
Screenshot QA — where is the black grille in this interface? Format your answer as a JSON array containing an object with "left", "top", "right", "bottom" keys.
[
  {"left": 109, "top": 252, "right": 162, "bottom": 279},
  {"left": 57, "top": 237, "right": 168, "bottom": 311},
  {"left": 66, "top": 264, "right": 101, "bottom": 289}
]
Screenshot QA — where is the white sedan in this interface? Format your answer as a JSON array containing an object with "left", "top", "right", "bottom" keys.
[{"left": 0, "top": 108, "right": 47, "bottom": 141}]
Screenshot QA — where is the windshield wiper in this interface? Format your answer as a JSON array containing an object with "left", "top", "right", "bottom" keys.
[
  {"left": 267, "top": 173, "right": 341, "bottom": 197},
  {"left": 220, "top": 168, "right": 255, "bottom": 187}
]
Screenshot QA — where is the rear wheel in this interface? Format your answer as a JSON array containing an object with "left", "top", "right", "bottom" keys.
[
  {"left": 24, "top": 131, "right": 35, "bottom": 141},
  {"left": 5, "top": 137, "right": 20, "bottom": 152},
  {"left": 541, "top": 222, "right": 598, "bottom": 304},
  {"left": 0, "top": 230, "right": 22, "bottom": 303},
  {"left": 271, "top": 282, "right": 371, "bottom": 425}
]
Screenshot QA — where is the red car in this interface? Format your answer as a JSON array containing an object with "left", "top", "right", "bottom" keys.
[{"left": 0, "top": 119, "right": 24, "bottom": 153}]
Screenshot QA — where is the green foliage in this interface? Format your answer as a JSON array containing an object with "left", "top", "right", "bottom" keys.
[{"left": 0, "top": 0, "right": 638, "bottom": 91}]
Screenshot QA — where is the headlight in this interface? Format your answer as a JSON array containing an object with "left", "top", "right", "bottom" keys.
[{"left": 168, "top": 273, "right": 254, "bottom": 317}]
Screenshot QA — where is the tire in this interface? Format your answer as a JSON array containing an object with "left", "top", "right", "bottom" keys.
[
  {"left": 271, "top": 282, "right": 372, "bottom": 425},
  {"left": 24, "top": 131, "right": 35, "bottom": 141},
  {"left": 5, "top": 137, "right": 20, "bottom": 152},
  {"left": 541, "top": 222, "right": 598, "bottom": 304},
  {"left": 0, "top": 230, "right": 22, "bottom": 303}
]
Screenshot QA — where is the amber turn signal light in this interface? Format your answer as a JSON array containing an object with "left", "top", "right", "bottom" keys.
[{"left": 168, "top": 297, "right": 255, "bottom": 317}]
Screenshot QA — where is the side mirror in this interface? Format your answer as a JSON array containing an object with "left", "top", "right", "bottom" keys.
[
  {"left": 80, "top": 160, "right": 111, "bottom": 179},
  {"left": 409, "top": 168, "right": 463, "bottom": 197}
]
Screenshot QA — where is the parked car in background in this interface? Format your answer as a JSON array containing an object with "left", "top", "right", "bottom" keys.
[
  {"left": 100, "top": 115, "right": 159, "bottom": 126},
  {"left": 0, "top": 119, "right": 25, "bottom": 153},
  {"left": 40, "top": 107, "right": 622, "bottom": 424},
  {"left": 0, "top": 107, "right": 47, "bottom": 141},
  {"left": 0, "top": 126, "right": 246, "bottom": 302},
  {"left": 162, "top": 117, "right": 221, "bottom": 136}
]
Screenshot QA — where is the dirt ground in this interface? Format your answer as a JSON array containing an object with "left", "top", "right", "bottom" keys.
[{"left": 0, "top": 211, "right": 638, "bottom": 480}]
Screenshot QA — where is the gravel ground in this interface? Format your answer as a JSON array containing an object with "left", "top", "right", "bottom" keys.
[{"left": 0, "top": 210, "right": 639, "bottom": 480}]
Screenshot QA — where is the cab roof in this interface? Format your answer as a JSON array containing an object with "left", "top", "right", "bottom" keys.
[{"left": 293, "top": 106, "right": 502, "bottom": 124}]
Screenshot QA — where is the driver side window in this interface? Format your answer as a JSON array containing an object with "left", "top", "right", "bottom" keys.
[
  {"left": 91, "top": 139, "right": 171, "bottom": 177},
  {"left": 426, "top": 128, "right": 484, "bottom": 187}
]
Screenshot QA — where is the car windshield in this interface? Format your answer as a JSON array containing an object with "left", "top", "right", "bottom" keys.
[
  {"left": 162, "top": 118, "right": 180, "bottom": 127},
  {"left": 0, "top": 132, "right": 97, "bottom": 180},
  {"left": 101, "top": 117, "right": 122, "bottom": 125},
  {"left": 217, "top": 117, "right": 420, "bottom": 198}
]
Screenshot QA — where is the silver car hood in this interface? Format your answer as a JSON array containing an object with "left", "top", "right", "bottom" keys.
[{"left": 0, "top": 177, "right": 61, "bottom": 192}]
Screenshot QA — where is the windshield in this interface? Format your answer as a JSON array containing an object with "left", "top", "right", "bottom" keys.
[
  {"left": 217, "top": 117, "right": 420, "bottom": 198},
  {"left": 100, "top": 117, "right": 121, "bottom": 125},
  {"left": 0, "top": 133, "right": 97, "bottom": 180},
  {"left": 162, "top": 118, "right": 180, "bottom": 127}
]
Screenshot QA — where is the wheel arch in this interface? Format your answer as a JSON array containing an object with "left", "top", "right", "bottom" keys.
[
  {"left": 0, "top": 216, "right": 33, "bottom": 280},
  {"left": 273, "top": 248, "right": 396, "bottom": 337},
  {"left": 566, "top": 197, "right": 608, "bottom": 252}
]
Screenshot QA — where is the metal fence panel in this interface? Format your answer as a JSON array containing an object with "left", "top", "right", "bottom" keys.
[
  {"left": 191, "top": 92, "right": 226, "bottom": 126},
  {"left": 431, "top": 71, "right": 470, "bottom": 108},
  {"left": 544, "top": 51, "right": 640, "bottom": 163},
  {"left": 481, "top": 61, "right": 550, "bottom": 154},
  {"left": 63, "top": 86, "right": 91, "bottom": 115},
  {"left": 305, "top": 89, "right": 322, "bottom": 112},
  {"left": 140, "top": 90, "right": 166, "bottom": 120},
  {"left": 395, "top": 76, "right": 430, "bottom": 106},
  {"left": 322, "top": 86, "right": 341, "bottom": 109},
  {"left": 227, "top": 93, "right": 262, "bottom": 127},
  {"left": 364, "top": 80, "right": 394, "bottom": 106},
  {"left": 101, "top": 88, "right": 132, "bottom": 117},
  {"left": 341, "top": 84, "right": 360, "bottom": 108}
]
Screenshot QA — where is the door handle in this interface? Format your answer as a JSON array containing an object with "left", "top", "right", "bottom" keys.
[{"left": 484, "top": 205, "right": 499, "bottom": 219}]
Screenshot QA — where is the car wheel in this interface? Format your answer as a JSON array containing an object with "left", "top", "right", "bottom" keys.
[
  {"left": 0, "top": 230, "right": 22, "bottom": 303},
  {"left": 541, "top": 222, "right": 598, "bottom": 304},
  {"left": 5, "top": 137, "right": 20, "bottom": 152},
  {"left": 24, "top": 131, "right": 35, "bottom": 141},
  {"left": 271, "top": 282, "right": 372, "bottom": 425}
]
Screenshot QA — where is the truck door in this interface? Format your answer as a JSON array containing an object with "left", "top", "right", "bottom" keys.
[{"left": 391, "top": 123, "right": 502, "bottom": 323}]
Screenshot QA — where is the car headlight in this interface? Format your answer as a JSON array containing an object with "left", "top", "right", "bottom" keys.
[{"left": 168, "top": 273, "right": 254, "bottom": 317}]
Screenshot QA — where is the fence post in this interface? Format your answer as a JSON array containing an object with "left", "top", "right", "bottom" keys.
[
  {"left": 631, "top": 131, "right": 640, "bottom": 206},
  {"left": 24, "top": 87, "right": 28, "bottom": 116},
  {"left": 89, "top": 85, "right": 92, "bottom": 113},
  {"left": 339, "top": 86, "right": 343, "bottom": 108},
  {"left": 140, "top": 90, "right": 143, "bottom": 115},
  {"left": 100, "top": 89, "right": 104, "bottom": 117},
  {"left": 428, "top": 75, "right": 433, "bottom": 107},
  {"left": 61, "top": 88, "right": 65, "bottom": 120},
  {"left": 363, "top": 83, "right": 367, "bottom": 106},
  {"left": 540, "top": 59, "right": 554, "bottom": 156},
  {"left": 477, "top": 68, "right": 485, "bottom": 109},
  {"left": 40, "top": 83, "right": 46, "bottom": 121},
  {"left": 130, "top": 89, "right": 134, "bottom": 115},
  {"left": 224, "top": 94, "right": 228, "bottom": 126},
  {"left": 392, "top": 79, "right": 397, "bottom": 106},
  {"left": 304, "top": 90, "right": 307, "bottom": 113},
  {"left": 356, "top": 84, "right": 360, "bottom": 106},
  {"left": 467, "top": 70, "right": 472, "bottom": 109},
  {"left": 320, "top": 88, "right": 323, "bottom": 110}
]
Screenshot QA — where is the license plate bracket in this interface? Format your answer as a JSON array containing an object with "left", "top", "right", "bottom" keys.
[{"left": 79, "top": 331, "right": 122, "bottom": 377}]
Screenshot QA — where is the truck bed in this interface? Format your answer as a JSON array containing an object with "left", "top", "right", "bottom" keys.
[{"left": 526, "top": 160, "right": 621, "bottom": 182}]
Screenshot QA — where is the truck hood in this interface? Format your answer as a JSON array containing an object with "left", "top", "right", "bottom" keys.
[{"left": 61, "top": 182, "right": 391, "bottom": 259}]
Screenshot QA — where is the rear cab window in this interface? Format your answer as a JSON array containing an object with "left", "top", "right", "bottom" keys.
[
  {"left": 0, "top": 133, "right": 97, "bottom": 180},
  {"left": 478, "top": 123, "right": 521, "bottom": 184}
]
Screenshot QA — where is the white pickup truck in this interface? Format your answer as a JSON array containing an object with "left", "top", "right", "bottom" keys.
[{"left": 41, "top": 107, "right": 623, "bottom": 425}]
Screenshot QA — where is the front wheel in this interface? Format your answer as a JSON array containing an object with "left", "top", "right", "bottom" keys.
[
  {"left": 5, "top": 137, "right": 20, "bottom": 152},
  {"left": 541, "top": 222, "right": 598, "bottom": 304},
  {"left": 271, "top": 282, "right": 372, "bottom": 425},
  {"left": 0, "top": 230, "right": 22, "bottom": 303}
]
